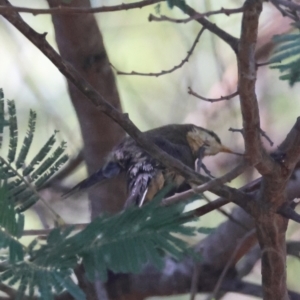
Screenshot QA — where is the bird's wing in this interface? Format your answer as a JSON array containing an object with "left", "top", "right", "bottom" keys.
[
  {"left": 124, "top": 138, "right": 195, "bottom": 207},
  {"left": 62, "top": 161, "right": 121, "bottom": 198},
  {"left": 151, "top": 137, "right": 195, "bottom": 168},
  {"left": 124, "top": 172, "right": 152, "bottom": 208}
]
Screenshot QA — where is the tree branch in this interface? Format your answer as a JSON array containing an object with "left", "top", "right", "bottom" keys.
[
  {"left": 0, "top": 0, "right": 164, "bottom": 15},
  {"left": 188, "top": 87, "right": 239, "bottom": 103},
  {"left": 237, "top": 0, "right": 274, "bottom": 175},
  {"left": 0, "top": 0, "right": 251, "bottom": 207},
  {"left": 176, "top": 3, "right": 239, "bottom": 53},
  {"left": 148, "top": 6, "right": 244, "bottom": 24},
  {"left": 111, "top": 27, "right": 206, "bottom": 77},
  {"left": 163, "top": 159, "right": 249, "bottom": 206}
]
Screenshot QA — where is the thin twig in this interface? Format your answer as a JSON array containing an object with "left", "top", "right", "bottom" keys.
[
  {"left": 162, "top": 160, "right": 248, "bottom": 206},
  {"left": 189, "top": 266, "right": 199, "bottom": 300},
  {"left": 208, "top": 229, "right": 257, "bottom": 300},
  {"left": 192, "top": 198, "right": 231, "bottom": 217},
  {"left": 277, "top": 202, "right": 300, "bottom": 223},
  {"left": 0, "top": 283, "right": 18, "bottom": 298},
  {"left": 202, "top": 194, "right": 249, "bottom": 230},
  {"left": 256, "top": 61, "right": 278, "bottom": 67},
  {"left": 148, "top": 6, "right": 244, "bottom": 24},
  {"left": 188, "top": 87, "right": 238, "bottom": 102},
  {"left": 229, "top": 127, "right": 244, "bottom": 135},
  {"left": 286, "top": 241, "right": 300, "bottom": 258},
  {"left": 23, "top": 223, "right": 88, "bottom": 236},
  {"left": 111, "top": 27, "right": 206, "bottom": 77},
  {"left": 231, "top": 127, "right": 274, "bottom": 146},
  {"left": 177, "top": 3, "right": 239, "bottom": 53},
  {"left": 259, "top": 127, "right": 274, "bottom": 146},
  {"left": 0, "top": 0, "right": 164, "bottom": 15}
]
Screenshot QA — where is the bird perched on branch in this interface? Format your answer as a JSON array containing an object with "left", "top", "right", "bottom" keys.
[{"left": 64, "top": 124, "right": 240, "bottom": 207}]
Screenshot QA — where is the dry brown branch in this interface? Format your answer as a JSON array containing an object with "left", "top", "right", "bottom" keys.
[
  {"left": 0, "top": 0, "right": 163, "bottom": 15},
  {"left": 163, "top": 160, "right": 249, "bottom": 206},
  {"left": 47, "top": 0, "right": 127, "bottom": 215},
  {"left": 148, "top": 6, "right": 244, "bottom": 24},
  {"left": 208, "top": 229, "right": 257, "bottom": 300},
  {"left": 188, "top": 87, "right": 239, "bottom": 102},
  {"left": 259, "top": 128, "right": 274, "bottom": 146},
  {"left": 286, "top": 241, "right": 300, "bottom": 258},
  {"left": 237, "top": 0, "right": 274, "bottom": 175},
  {"left": 247, "top": 116, "right": 300, "bottom": 299},
  {"left": 256, "top": 61, "right": 277, "bottom": 67},
  {"left": 112, "top": 27, "right": 205, "bottom": 77},
  {"left": 201, "top": 194, "right": 249, "bottom": 230},
  {"left": 278, "top": 203, "right": 300, "bottom": 223},
  {"left": 229, "top": 127, "right": 274, "bottom": 146},
  {"left": 0, "top": 1, "right": 251, "bottom": 208},
  {"left": 175, "top": 3, "right": 239, "bottom": 53}
]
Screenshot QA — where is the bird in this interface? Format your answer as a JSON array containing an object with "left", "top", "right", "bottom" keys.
[{"left": 63, "top": 124, "right": 241, "bottom": 207}]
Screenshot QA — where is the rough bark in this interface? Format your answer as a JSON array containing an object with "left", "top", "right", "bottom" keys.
[{"left": 47, "top": 0, "right": 126, "bottom": 216}]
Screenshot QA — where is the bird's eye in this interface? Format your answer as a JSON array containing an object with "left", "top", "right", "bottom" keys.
[{"left": 204, "top": 141, "right": 210, "bottom": 146}]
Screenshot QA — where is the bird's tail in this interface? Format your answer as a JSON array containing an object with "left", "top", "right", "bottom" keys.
[{"left": 62, "top": 161, "right": 121, "bottom": 198}]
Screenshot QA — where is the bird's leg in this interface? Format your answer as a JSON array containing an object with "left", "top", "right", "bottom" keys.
[
  {"left": 196, "top": 146, "right": 214, "bottom": 178},
  {"left": 196, "top": 146, "right": 206, "bottom": 173},
  {"left": 201, "top": 163, "right": 215, "bottom": 178}
]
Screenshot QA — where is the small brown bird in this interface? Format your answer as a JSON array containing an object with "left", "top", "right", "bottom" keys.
[{"left": 64, "top": 124, "right": 240, "bottom": 207}]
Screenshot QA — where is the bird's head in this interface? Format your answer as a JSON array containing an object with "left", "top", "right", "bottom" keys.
[{"left": 186, "top": 125, "right": 239, "bottom": 157}]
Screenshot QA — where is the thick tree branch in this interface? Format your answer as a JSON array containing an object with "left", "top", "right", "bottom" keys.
[
  {"left": 278, "top": 117, "right": 300, "bottom": 168},
  {"left": 47, "top": 0, "right": 127, "bottom": 216},
  {"left": 246, "top": 115, "right": 300, "bottom": 300},
  {"left": 238, "top": 0, "right": 274, "bottom": 175},
  {"left": 0, "top": 0, "right": 251, "bottom": 208}
]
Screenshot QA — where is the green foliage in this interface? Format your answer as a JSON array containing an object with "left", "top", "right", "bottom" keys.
[
  {"left": 0, "top": 182, "right": 24, "bottom": 263},
  {"left": 0, "top": 90, "right": 205, "bottom": 299},
  {"left": 166, "top": 0, "right": 186, "bottom": 11},
  {"left": 270, "top": 29, "right": 300, "bottom": 86},
  {"left": 80, "top": 197, "right": 196, "bottom": 281},
  {"left": 15, "top": 110, "right": 36, "bottom": 170},
  {"left": 0, "top": 89, "right": 68, "bottom": 212},
  {"left": 0, "top": 195, "right": 198, "bottom": 299},
  {"left": 0, "top": 89, "right": 6, "bottom": 149},
  {"left": 197, "top": 227, "right": 215, "bottom": 234}
]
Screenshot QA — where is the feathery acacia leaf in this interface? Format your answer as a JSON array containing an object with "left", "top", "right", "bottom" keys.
[
  {"left": 7, "top": 100, "right": 18, "bottom": 163},
  {"left": 15, "top": 110, "right": 36, "bottom": 169},
  {"left": 0, "top": 91, "right": 67, "bottom": 213},
  {"left": 0, "top": 182, "right": 24, "bottom": 263},
  {"left": 35, "top": 154, "right": 69, "bottom": 188},
  {"left": 31, "top": 141, "right": 67, "bottom": 181},
  {"left": 0, "top": 90, "right": 208, "bottom": 299},
  {"left": 22, "top": 131, "right": 58, "bottom": 176},
  {"left": 271, "top": 30, "right": 300, "bottom": 86},
  {"left": 0, "top": 89, "right": 7, "bottom": 149}
]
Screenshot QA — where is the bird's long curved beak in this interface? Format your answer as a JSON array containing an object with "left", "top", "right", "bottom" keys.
[{"left": 221, "top": 145, "right": 244, "bottom": 156}]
